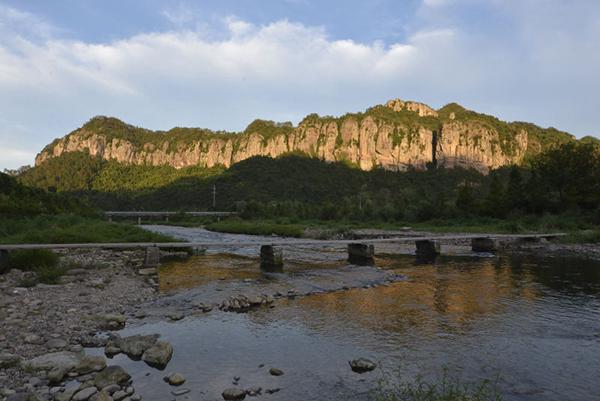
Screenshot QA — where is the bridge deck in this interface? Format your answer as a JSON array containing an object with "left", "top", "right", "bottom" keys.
[
  {"left": 104, "top": 211, "right": 237, "bottom": 217},
  {"left": 0, "top": 233, "right": 565, "bottom": 251}
]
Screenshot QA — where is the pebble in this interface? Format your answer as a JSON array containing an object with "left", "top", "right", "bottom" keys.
[{"left": 222, "top": 388, "right": 246, "bottom": 400}]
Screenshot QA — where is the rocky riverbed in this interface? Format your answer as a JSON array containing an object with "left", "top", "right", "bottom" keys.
[{"left": 0, "top": 245, "right": 397, "bottom": 401}]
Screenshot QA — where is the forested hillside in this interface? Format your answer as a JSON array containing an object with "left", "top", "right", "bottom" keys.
[{"left": 18, "top": 142, "right": 600, "bottom": 224}]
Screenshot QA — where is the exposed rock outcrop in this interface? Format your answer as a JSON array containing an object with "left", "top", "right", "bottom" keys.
[{"left": 35, "top": 98, "right": 575, "bottom": 173}]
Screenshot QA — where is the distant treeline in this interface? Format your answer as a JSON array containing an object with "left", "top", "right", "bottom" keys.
[{"left": 16, "top": 142, "right": 600, "bottom": 223}]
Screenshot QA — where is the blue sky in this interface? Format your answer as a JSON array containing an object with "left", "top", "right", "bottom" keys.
[{"left": 1, "top": 0, "right": 599, "bottom": 169}]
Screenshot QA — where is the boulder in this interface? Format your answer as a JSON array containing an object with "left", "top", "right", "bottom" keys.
[
  {"left": 142, "top": 341, "right": 173, "bottom": 369},
  {"left": 75, "top": 355, "right": 107, "bottom": 375},
  {"left": 93, "top": 366, "right": 131, "bottom": 389},
  {"left": 349, "top": 358, "right": 376, "bottom": 373},
  {"left": 114, "top": 335, "right": 159, "bottom": 359},
  {"left": 22, "top": 351, "right": 82, "bottom": 373}
]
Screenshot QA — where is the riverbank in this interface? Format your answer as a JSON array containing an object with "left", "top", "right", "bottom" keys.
[
  {"left": 203, "top": 217, "right": 600, "bottom": 244},
  {"left": 0, "top": 249, "right": 159, "bottom": 395}
]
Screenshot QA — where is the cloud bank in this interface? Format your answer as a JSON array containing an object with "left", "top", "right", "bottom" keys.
[{"left": 0, "top": 1, "right": 599, "bottom": 169}]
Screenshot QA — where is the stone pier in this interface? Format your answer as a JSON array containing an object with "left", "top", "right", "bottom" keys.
[
  {"left": 347, "top": 243, "right": 375, "bottom": 266},
  {"left": 471, "top": 237, "right": 499, "bottom": 253},
  {"left": 260, "top": 245, "right": 283, "bottom": 272},
  {"left": 415, "top": 240, "right": 440, "bottom": 257},
  {"left": 144, "top": 246, "right": 161, "bottom": 268},
  {"left": 0, "top": 249, "right": 9, "bottom": 273}
]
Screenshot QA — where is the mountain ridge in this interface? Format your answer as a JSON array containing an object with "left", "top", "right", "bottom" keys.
[{"left": 35, "top": 98, "right": 577, "bottom": 173}]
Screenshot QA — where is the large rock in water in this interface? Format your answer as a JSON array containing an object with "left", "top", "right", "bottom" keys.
[
  {"left": 142, "top": 341, "right": 173, "bottom": 369},
  {"left": 349, "top": 358, "right": 377, "bottom": 373},
  {"left": 94, "top": 366, "right": 131, "bottom": 389},
  {"left": 111, "top": 334, "right": 159, "bottom": 359}
]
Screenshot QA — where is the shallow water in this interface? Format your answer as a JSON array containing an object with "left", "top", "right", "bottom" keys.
[{"left": 108, "top": 227, "right": 600, "bottom": 401}]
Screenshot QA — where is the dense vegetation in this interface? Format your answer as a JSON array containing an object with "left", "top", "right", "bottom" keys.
[
  {"left": 18, "top": 142, "right": 600, "bottom": 238},
  {"left": 0, "top": 171, "right": 176, "bottom": 245},
  {"left": 0, "top": 171, "right": 91, "bottom": 215}
]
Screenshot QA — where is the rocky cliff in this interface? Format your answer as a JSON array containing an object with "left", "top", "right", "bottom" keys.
[{"left": 35, "top": 99, "right": 575, "bottom": 173}]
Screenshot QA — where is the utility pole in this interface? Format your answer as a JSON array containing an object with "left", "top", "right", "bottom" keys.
[{"left": 212, "top": 184, "right": 216, "bottom": 209}]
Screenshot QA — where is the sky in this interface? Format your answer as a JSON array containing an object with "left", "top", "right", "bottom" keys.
[{"left": 1, "top": 0, "right": 599, "bottom": 169}]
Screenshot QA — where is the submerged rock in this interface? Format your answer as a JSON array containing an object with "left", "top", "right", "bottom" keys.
[
  {"left": 349, "top": 358, "right": 376, "bottom": 373},
  {"left": 142, "top": 341, "right": 173, "bottom": 369},
  {"left": 220, "top": 295, "right": 274, "bottom": 313}
]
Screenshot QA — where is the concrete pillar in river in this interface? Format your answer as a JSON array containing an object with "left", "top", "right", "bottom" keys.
[
  {"left": 471, "top": 237, "right": 499, "bottom": 253},
  {"left": 260, "top": 245, "right": 283, "bottom": 272},
  {"left": 347, "top": 243, "right": 375, "bottom": 266},
  {"left": 415, "top": 240, "right": 440, "bottom": 257},
  {"left": 0, "top": 249, "right": 9, "bottom": 273},
  {"left": 144, "top": 246, "right": 161, "bottom": 268}
]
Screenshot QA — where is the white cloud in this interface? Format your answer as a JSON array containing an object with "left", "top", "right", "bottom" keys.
[{"left": 0, "top": 2, "right": 599, "bottom": 170}]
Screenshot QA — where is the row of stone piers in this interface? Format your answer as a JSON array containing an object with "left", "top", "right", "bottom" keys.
[
  {"left": 140, "top": 238, "right": 502, "bottom": 269},
  {"left": 257, "top": 237, "right": 501, "bottom": 270}
]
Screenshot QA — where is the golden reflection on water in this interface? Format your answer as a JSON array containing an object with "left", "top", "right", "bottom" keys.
[
  {"left": 158, "top": 254, "right": 262, "bottom": 292},
  {"left": 159, "top": 253, "right": 543, "bottom": 336},
  {"left": 276, "top": 257, "right": 541, "bottom": 336}
]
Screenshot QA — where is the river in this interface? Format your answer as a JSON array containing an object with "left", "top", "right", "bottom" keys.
[{"left": 97, "top": 226, "right": 600, "bottom": 401}]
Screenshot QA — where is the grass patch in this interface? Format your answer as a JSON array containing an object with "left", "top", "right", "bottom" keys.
[
  {"left": 206, "top": 219, "right": 305, "bottom": 237},
  {"left": 6, "top": 249, "right": 69, "bottom": 285},
  {"left": 204, "top": 215, "right": 599, "bottom": 243},
  {"left": 559, "top": 229, "right": 600, "bottom": 244},
  {"left": 0, "top": 214, "right": 177, "bottom": 244},
  {"left": 33, "top": 265, "right": 70, "bottom": 284},
  {"left": 373, "top": 370, "right": 502, "bottom": 401},
  {"left": 7, "top": 249, "right": 59, "bottom": 269}
]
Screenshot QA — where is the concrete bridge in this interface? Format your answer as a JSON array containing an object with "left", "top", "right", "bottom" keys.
[
  {"left": 104, "top": 211, "right": 237, "bottom": 223},
  {"left": 0, "top": 233, "right": 565, "bottom": 271}
]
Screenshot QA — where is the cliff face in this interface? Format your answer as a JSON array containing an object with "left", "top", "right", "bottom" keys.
[{"left": 35, "top": 99, "right": 573, "bottom": 173}]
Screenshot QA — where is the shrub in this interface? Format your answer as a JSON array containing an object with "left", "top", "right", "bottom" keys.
[{"left": 7, "top": 249, "right": 59, "bottom": 270}]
